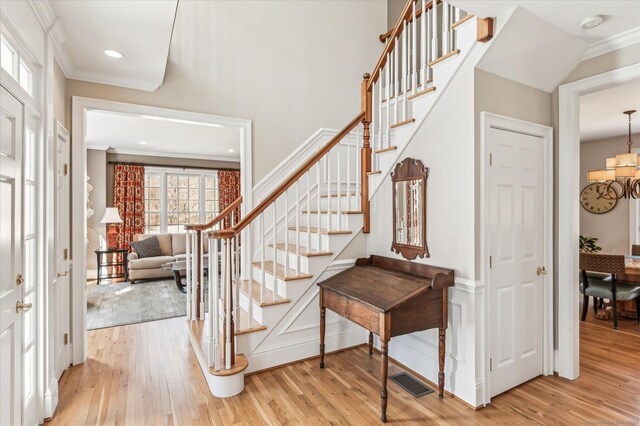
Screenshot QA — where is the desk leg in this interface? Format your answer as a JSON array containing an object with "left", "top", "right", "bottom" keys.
[
  {"left": 123, "top": 251, "right": 129, "bottom": 282},
  {"left": 368, "top": 331, "right": 373, "bottom": 355},
  {"left": 438, "top": 328, "right": 445, "bottom": 398},
  {"left": 380, "top": 340, "right": 389, "bottom": 422},
  {"left": 319, "top": 306, "right": 326, "bottom": 368}
]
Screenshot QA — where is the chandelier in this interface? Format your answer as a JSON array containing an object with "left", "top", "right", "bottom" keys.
[{"left": 587, "top": 110, "right": 639, "bottom": 199}]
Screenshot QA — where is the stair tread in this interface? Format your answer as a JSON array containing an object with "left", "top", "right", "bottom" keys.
[
  {"left": 408, "top": 86, "right": 436, "bottom": 100},
  {"left": 237, "top": 279, "right": 290, "bottom": 307},
  {"left": 269, "top": 243, "right": 333, "bottom": 257},
  {"left": 366, "top": 170, "right": 382, "bottom": 175},
  {"left": 374, "top": 146, "right": 397, "bottom": 154},
  {"left": 390, "top": 118, "right": 416, "bottom": 129},
  {"left": 320, "top": 192, "right": 359, "bottom": 198},
  {"left": 253, "top": 260, "right": 313, "bottom": 281},
  {"left": 289, "top": 226, "right": 352, "bottom": 235}
]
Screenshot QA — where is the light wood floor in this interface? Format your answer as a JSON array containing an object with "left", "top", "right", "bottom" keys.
[{"left": 49, "top": 312, "right": 639, "bottom": 425}]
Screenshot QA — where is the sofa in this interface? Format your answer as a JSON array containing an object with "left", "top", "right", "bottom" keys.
[{"left": 128, "top": 233, "right": 207, "bottom": 283}]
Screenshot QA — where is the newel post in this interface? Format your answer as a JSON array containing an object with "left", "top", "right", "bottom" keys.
[{"left": 361, "top": 73, "right": 372, "bottom": 233}]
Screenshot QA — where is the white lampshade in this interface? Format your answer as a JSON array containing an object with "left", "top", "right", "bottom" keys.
[{"left": 100, "top": 207, "right": 123, "bottom": 224}]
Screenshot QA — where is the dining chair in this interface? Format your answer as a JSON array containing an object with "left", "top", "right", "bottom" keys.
[
  {"left": 632, "top": 245, "right": 640, "bottom": 256},
  {"left": 579, "top": 253, "right": 640, "bottom": 330}
]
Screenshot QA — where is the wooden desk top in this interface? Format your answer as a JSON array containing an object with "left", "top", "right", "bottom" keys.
[{"left": 317, "top": 255, "right": 454, "bottom": 313}]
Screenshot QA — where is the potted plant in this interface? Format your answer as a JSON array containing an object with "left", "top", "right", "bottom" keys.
[{"left": 579, "top": 235, "right": 602, "bottom": 253}]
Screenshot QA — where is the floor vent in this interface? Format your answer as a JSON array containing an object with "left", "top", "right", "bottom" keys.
[{"left": 389, "top": 372, "right": 434, "bottom": 398}]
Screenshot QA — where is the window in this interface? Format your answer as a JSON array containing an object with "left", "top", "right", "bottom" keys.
[
  {"left": 1, "top": 33, "right": 34, "bottom": 96},
  {"left": 144, "top": 168, "right": 220, "bottom": 234}
]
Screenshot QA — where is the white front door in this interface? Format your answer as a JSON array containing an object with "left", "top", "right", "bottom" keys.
[
  {"left": 489, "top": 126, "right": 544, "bottom": 398},
  {"left": 54, "top": 123, "right": 71, "bottom": 379},
  {"left": 0, "top": 85, "right": 24, "bottom": 426}
]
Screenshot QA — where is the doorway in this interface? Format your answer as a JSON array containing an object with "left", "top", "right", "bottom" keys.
[
  {"left": 70, "top": 97, "right": 252, "bottom": 363},
  {"left": 557, "top": 63, "right": 640, "bottom": 380},
  {"left": 481, "top": 112, "right": 554, "bottom": 403}
]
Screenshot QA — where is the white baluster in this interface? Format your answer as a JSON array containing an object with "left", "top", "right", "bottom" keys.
[
  {"left": 272, "top": 203, "right": 277, "bottom": 301},
  {"left": 442, "top": 2, "right": 449, "bottom": 55},
  {"left": 385, "top": 53, "right": 391, "bottom": 149},
  {"left": 200, "top": 232, "right": 205, "bottom": 320},
  {"left": 212, "top": 235, "right": 220, "bottom": 369},
  {"left": 432, "top": 0, "right": 438, "bottom": 62},
  {"left": 356, "top": 127, "right": 361, "bottom": 211},
  {"left": 295, "top": 181, "right": 300, "bottom": 274},
  {"left": 371, "top": 80, "right": 376, "bottom": 153},
  {"left": 346, "top": 134, "right": 351, "bottom": 212},
  {"left": 412, "top": 1, "right": 417, "bottom": 91},
  {"left": 421, "top": 0, "right": 427, "bottom": 85},
  {"left": 234, "top": 235, "right": 240, "bottom": 337},
  {"left": 208, "top": 236, "right": 215, "bottom": 367},
  {"left": 378, "top": 75, "right": 383, "bottom": 154},
  {"left": 260, "top": 213, "right": 265, "bottom": 304},
  {"left": 186, "top": 231, "right": 191, "bottom": 320},
  {"left": 226, "top": 238, "right": 233, "bottom": 369},
  {"left": 316, "top": 162, "right": 321, "bottom": 252},
  {"left": 284, "top": 190, "right": 289, "bottom": 272},
  {"left": 393, "top": 45, "right": 399, "bottom": 125},
  {"left": 192, "top": 231, "right": 197, "bottom": 319},
  {"left": 327, "top": 153, "right": 332, "bottom": 231},
  {"left": 337, "top": 143, "right": 342, "bottom": 230},
  {"left": 306, "top": 172, "right": 311, "bottom": 251},
  {"left": 402, "top": 20, "right": 407, "bottom": 121}
]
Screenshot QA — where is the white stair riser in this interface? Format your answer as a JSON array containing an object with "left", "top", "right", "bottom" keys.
[
  {"left": 286, "top": 230, "right": 330, "bottom": 250},
  {"left": 319, "top": 195, "right": 361, "bottom": 211},
  {"left": 275, "top": 250, "right": 310, "bottom": 272}
]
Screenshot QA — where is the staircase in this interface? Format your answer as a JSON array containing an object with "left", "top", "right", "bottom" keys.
[{"left": 184, "top": 0, "right": 492, "bottom": 398}]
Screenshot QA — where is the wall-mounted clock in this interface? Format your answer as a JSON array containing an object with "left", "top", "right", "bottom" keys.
[{"left": 580, "top": 183, "right": 617, "bottom": 214}]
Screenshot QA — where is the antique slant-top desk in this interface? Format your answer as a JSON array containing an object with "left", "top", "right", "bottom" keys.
[{"left": 318, "top": 255, "right": 455, "bottom": 422}]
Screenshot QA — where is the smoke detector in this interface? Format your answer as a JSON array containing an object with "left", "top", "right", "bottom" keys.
[{"left": 579, "top": 16, "right": 604, "bottom": 30}]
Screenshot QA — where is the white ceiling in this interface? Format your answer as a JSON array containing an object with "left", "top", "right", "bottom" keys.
[
  {"left": 450, "top": 1, "right": 640, "bottom": 46},
  {"left": 580, "top": 79, "right": 640, "bottom": 142},
  {"left": 47, "top": 0, "right": 177, "bottom": 91},
  {"left": 86, "top": 110, "right": 241, "bottom": 161}
]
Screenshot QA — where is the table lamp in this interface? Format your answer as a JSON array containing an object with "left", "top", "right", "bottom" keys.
[{"left": 101, "top": 207, "right": 123, "bottom": 249}]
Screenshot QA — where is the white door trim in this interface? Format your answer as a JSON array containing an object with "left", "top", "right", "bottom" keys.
[
  {"left": 480, "top": 112, "right": 554, "bottom": 406},
  {"left": 70, "top": 96, "right": 252, "bottom": 364},
  {"left": 557, "top": 62, "right": 640, "bottom": 380},
  {"left": 629, "top": 148, "right": 640, "bottom": 251}
]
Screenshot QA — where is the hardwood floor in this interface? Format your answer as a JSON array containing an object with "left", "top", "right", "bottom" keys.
[{"left": 49, "top": 314, "right": 639, "bottom": 425}]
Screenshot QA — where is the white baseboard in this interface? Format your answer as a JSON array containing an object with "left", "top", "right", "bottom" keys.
[
  {"left": 246, "top": 326, "right": 366, "bottom": 373},
  {"left": 43, "top": 377, "right": 59, "bottom": 420}
]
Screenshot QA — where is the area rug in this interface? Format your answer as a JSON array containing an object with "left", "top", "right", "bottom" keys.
[{"left": 87, "top": 279, "right": 187, "bottom": 330}]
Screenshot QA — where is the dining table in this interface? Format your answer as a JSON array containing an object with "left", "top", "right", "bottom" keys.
[{"left": 620, "top": 256, "right": 640, "bottom": 319}]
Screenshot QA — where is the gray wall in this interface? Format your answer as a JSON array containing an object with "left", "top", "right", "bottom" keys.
[
  {"left": 579, "top": 134, "right": 637, "bottom": 255},
  {"left": 87, "top": 149, "right": 107, "bottom": 269}
]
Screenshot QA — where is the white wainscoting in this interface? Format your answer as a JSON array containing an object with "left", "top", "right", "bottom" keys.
[{"left": 374, "top": 278, "right": 484, "bottom": 408}]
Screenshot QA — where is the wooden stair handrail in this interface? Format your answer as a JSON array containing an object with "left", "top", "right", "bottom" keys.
[
  {"left": 208, "top": 112, "right": 365, "bottom": 239},
  {"left": 378, "top": 0, "right": 439, "bottom": 43},
  {"left": 185, "top": 196, "right": 242, "bottom": 231}
]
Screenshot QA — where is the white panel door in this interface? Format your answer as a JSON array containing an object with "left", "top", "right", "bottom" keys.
[
  {"left": 53, "top": 124, "right": 71, "bottom": 379},
  {"left": 0, "top": 85, "right": 24, "bottom": 426},
  {"left": 489, "top": 127, "right": 544, "bottom": 398}
]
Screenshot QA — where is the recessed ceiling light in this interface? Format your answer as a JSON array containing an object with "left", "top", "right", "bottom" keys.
[
  {"left": 139, "top": 141, "right": 148, "bottom": 145},
  {"left": 579, "top": 16, "right": 604, "bottom": 30},
  {"left": 104, "top": 49, "right": 124, "bottom": 59},
  {"left": 228, "top": 149, "right": 235, "bottom": 153}
]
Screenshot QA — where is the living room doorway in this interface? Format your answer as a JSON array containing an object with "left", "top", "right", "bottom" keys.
[{"left": 71, "top": 97, "right": 252, "bottom": 363}]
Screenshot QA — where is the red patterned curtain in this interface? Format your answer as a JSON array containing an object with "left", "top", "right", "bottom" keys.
[
  {"left": 113, "top": 164, "right": 145, "bottom": 271},
  {"left": 218, "top": 170, "right": 241, "bottom": 228}
]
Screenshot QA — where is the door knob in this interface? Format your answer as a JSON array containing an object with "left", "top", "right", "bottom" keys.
[
  {"left": 536, "top": 266, "right": 547, "bottom": 276},
  {"left": 16, "top": 300, "right": 33, "bottom": 313},
  {"left": 16, "top": 273, "right": 24, "bottom": 286},
  {"left": 57, "top": 271, "right": 68, "bottom": 277}
]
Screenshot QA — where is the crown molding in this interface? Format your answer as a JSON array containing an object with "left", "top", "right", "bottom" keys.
[
  {"left": 583, "top": 26, "right": 640, "bottom": 60},
  {"left": 98, "top": 147, "right": 240, "bottom": 163},
  {"left": 28, "top": 0, "right": 73, "bottom": 78}
]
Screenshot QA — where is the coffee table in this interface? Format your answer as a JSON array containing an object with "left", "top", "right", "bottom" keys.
[{"left": 161, "top": 260, "right": 208, "bottom": 294}]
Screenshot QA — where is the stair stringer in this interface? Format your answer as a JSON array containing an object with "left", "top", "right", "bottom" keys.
[{"left": 238, "top": 18, "right": 488, "bottom": 374}]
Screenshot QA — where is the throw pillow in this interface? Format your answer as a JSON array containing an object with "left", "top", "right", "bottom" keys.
[{"left": 129, "top": 235, "right": 164, "bottom": 259}]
